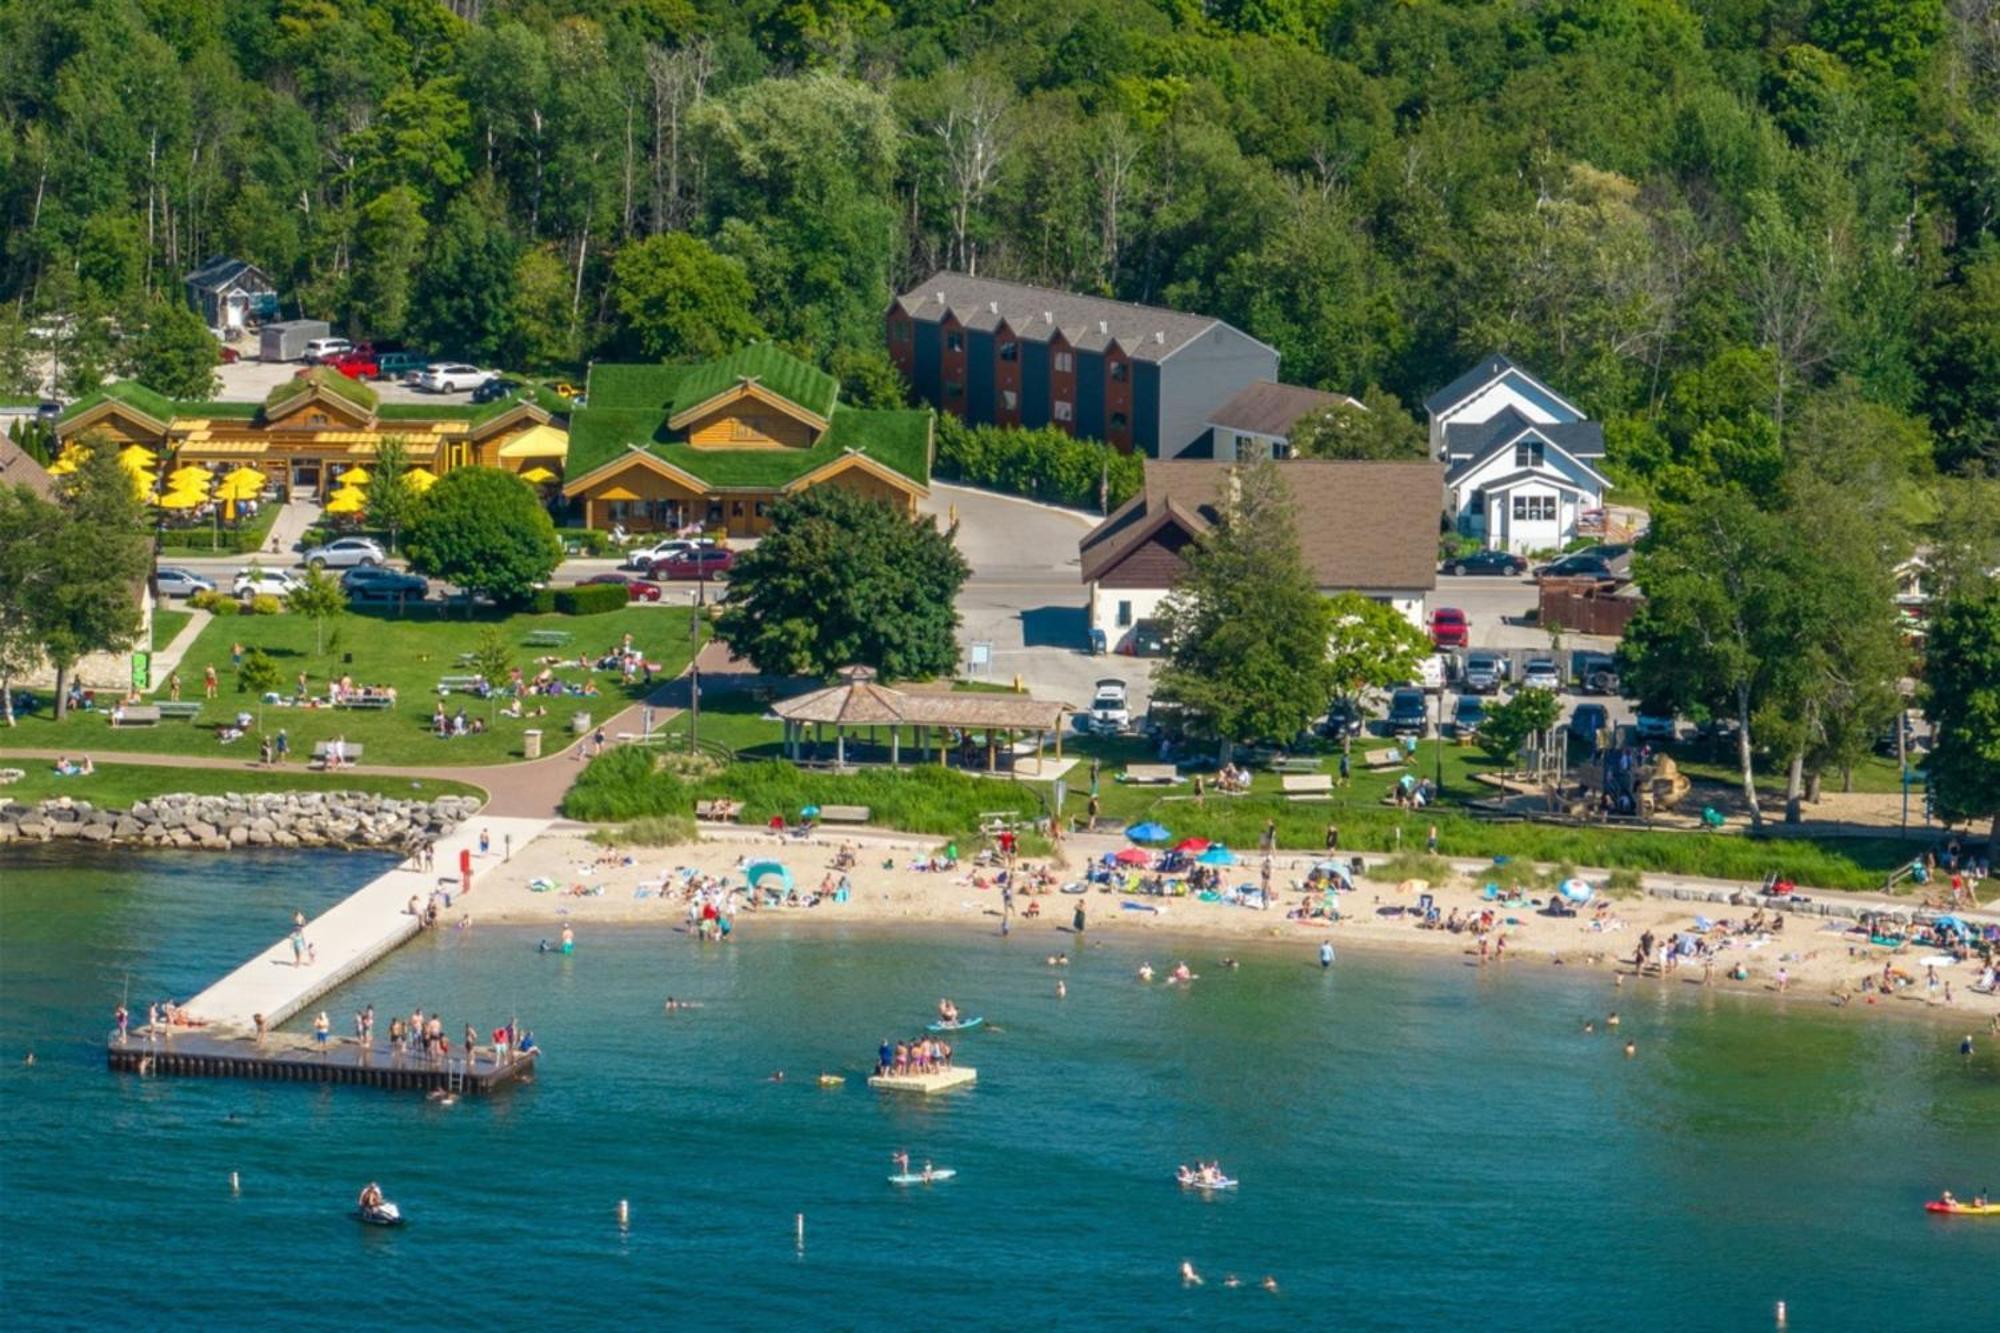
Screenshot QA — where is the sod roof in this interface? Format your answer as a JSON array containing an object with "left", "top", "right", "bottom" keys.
[
  {"left": 59, "top": 380, "right": 178, "bottom": 427},
  {"left": 264, "top": 366, "right": 380, "bottom": 417},
  {"left": 665, "top": 343, "right": 839, "bottom": 421},
  {"left": 567, "top": 402, "right": 930, "bottom": 490}
]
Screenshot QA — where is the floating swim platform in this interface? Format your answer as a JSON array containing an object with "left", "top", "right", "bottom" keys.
[
  {"left": 868, "top": 1067, "right": 977, "bottom": 1095},
  {"left": 926, "top": 1016, "right": 983, "bottom": 1032},
  {"left": 889, "top": 1169, "right": 957, "bottom": 1185}
]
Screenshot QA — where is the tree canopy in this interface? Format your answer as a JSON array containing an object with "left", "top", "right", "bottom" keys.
[
  {"left": 1287, "top": 387, "right": 1427, "bottom": 461},
  {"left": 1922, "top": 584, "right": 2000, "bottom": 846},
  {"left": 714, "top": 489, "right": 967, "bottom": 680},
  {"left": 404, "top": 467, "right": 563, "bottom": 607}
]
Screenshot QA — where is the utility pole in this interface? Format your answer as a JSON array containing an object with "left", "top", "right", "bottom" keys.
[{"left": 687, "top": 590, "right": 700, "bottom": 754}]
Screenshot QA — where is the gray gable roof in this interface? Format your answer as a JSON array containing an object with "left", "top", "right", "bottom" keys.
[
  {"left": 1443, "top": 412, "right": 1603, "bottom": 464},
  {"left": 185, "top": 256, "right": 273, "bottom": 294},
  {"left": 1445, "top": 425, "right": 1610, "bottom": 485},
  {"left": 1207, "top": 380, "right": 1359, "bottom": 437},
  {"left": 894, "top": 270, "right": 1230, "bottom": 361},
  {"left": 1424, "top": 353, "right": 1521, "bottom": 415}
]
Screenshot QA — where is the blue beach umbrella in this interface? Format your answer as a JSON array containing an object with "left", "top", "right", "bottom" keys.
[
  {"left": 1558, "top": 878, "right": 1595, "bottom": 903},
  {"left": 800, "top": 804, "right": 821, "bottom": 819},
  {"left": 1126, "top": 821, "right": 1172, "bottom": 843},
  {"left": 1197, "top": 845, "right": 1237, "bottom": 867},
  {"left": 746, "top": 860, "right": 793, "bottom": 890}
]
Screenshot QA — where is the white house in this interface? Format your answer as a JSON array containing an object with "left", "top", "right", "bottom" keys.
[
  {"left": 1078, "top": 459, "right": 1443, "bottom": 651},
  {"left": 1425, "top": 354, "right": 1608, "bottom": 554}
]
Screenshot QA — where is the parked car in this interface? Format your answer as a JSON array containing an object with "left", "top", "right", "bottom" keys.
[
  {"left": 580, "top": 572, "right": 661, "bottom": 603},
  {"left": 1413, "top": 653, "right": 1448, "bottom": 693},
  {"left": 418, "top": 362, "right": 497, "bottom": 393},
  {"left": 650, "top": 547, "right": 735, "bottom": 580},
  {"left": 471, "top": 377, "right": 523, "bottom": 405},
  {"left": 302, "top": 337, "right": 354, "bottom": 364},
  {"left": 624, "top": 537, "right": 712, "bottom": 570},
  {"left": 376, "top": 350, "right": 432, "bottom": 381},
  {"left": 1449, "top": 693, "right": 1486, "bottom": 739},
  {"left": 1461, "top": 650, "right": 1509, "bottom": 694},
  {"left": 1573, "top": 651, "right": 1620, "bottom": 694},
  {"left": 1121, "top": 618, "right": 1168, "bottom": 657},
  {"left": 1441, "top": 548, "right": 1527, "bottom": 577},
  {"left": 1519, "top": 658, "right": 1563, "bottom": 691},
  {"left": 1429, "top": 606, "right": 1469, "bottom": 648},
  {"left": 302, "top": 536, "right": 386, "bottom": 569},
  {"left": 1089, "top": 678, "right": 1131, "bottom": 734},
  {"left": 232, "top": 567, "right": 299, "bottom": 597},
  {"left": 1569, "top": 703, "right": 1610, "bottom": 746},
  {"left": 218, "top": 345, "right": 241, "bottom": 365},
  {"left": 1535, "top": 554, "right": 1616, "bottom": 581},
  {"left": 342, "top": 567, "right": 428, "bottom": 601},
  {"left": 1387, "top": 687, "right": 1430, "bottom": 737},
  {"left": 328, "top": 351, "right": 379, "bottom": 380},
  {"left": 1875, "top": 714, "right": 1921, "bottom": 757},
  {"left": 155, "top": 567, "right": 215, "bottom": 598},
  {"left": 1633, "top": 710, "right": 1680, "bottom": 742},
  {"left": 1319, "top": 697, "right": 1365, "bottom": 739}
]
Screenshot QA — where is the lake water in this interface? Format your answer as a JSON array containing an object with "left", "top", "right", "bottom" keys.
[{"left": 2, "top": 846, "right": 1996, "bottom": 1330}]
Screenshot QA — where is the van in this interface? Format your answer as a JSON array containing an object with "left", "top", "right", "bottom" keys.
[
  {"left": 1412, "top": 654, "right": 1447, "bottom": 693},
  {"left": 302, "top": 337, "right": 353, "bottom": 364}
]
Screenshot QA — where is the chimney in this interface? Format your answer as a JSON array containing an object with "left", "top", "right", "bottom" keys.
[
  {"left": 1043, "top": 310, "right": 1053, "bottom": 324},
  {"left": 988, "top": 300, "right": 999, "bottom": 314},
  {"left": 936, "top": 291, "right": 946, "bottom": 305},
  {"left": 1153, "top": 330, "right": 1165, "bottom": 344},
  {"left": 1098, "top": 320, "right": 1108, "bottom": 334}
]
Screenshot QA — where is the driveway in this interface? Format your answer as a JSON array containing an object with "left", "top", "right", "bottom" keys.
[
  {"left": 215, "top": 357, "right": 496, "bottom": 408},
  {"left": 920, "top": 483, "right": 1153, "bottom": 713}
]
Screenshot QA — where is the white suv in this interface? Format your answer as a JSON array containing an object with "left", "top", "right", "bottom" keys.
[
  {"left": 418, "top": 363, "right": 496, "bottom": 393},
  {"left": 302, "top": 536, "right": 386, "bottom": 569},
  {"left": 233, "top": 567, "right": 300, "bottom": 597},
  {"left": 302, "top": 337, "right": 353, "bottom": 364},
  {"left": 1089, "top": 678, "right": 1130, "bottom": 734},
  {"left": 622, "top": 537, "right": 713, "bottom": 570}
]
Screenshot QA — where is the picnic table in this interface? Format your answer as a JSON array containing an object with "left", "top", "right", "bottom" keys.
[
  {"left": 436, "top": 675, "right": 482, "bottom": 695},
  {"left": 1121, "top": 763, "right": 1179, "bottom": 785},
  {"left": 155, "top": 701, "right": 203, "bottom": 720},
  {"left": 334, "top": 694, "right": 395, "bottom": 710},
  {"left": 1281, "top": 774, "right": 1334, "bottom": 801},
  {"left": 524, "top": 629, "right": 573, "bottom": 647},
  {"left": 110, "top": 705, "right": 161, "bottom": 727},
  {"left": 310, "top": 741, "right": 364, "bottom": 767},
  {"left": 1363, "top": 747, "right": 1405, "bottom": 770},
  {"left": 1270, "top": 755, "right": 1322, "bottom": 774}
]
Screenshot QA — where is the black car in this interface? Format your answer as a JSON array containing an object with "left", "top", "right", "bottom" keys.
[
  {"left": 1449, "top": 694, "right": 1486, "bottom": 738},
  {"left": 1127, "top": 618, "right": 1168, "bottom": 657},
  {"left": 1536, "top": 554, "right": 1615, "bottom": 581},
  {"left": 343, "top": 566, "right": 427, "bottom": 600},
  {"left": 1319, "top": 697, "right": 1364, "bottom": 739},
  {"left": 1387, "top": 688, "right": 1430, "bottom": 737},
  {"left": 1442, "top": 548, "right": 1528, "bottom": 577},
  {"left": 471, "top": 377, "right": 523, "bottom": 405}
]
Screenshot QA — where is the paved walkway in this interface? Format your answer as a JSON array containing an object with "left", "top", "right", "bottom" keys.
[
  {"left": 263, "top": 499, "right": 322, "bottom": 558},
  {"left": 184, "top": 815, "right": 550, "bottom": 1031},
  {"left": 144, "top": 608, "right": 212, "bottom": 692}
]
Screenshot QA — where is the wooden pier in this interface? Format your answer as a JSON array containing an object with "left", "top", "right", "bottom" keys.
[
  {"left": 106, "top": 1031, "right": 537, "bottom": 1096},
  {"left": 868, "top": 1066, "right": 977, "bottom": 1095}
]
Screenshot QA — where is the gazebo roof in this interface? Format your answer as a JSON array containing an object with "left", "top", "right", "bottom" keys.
[{"left": 770, "top": 667, "right": 1069, "bottom": 731}]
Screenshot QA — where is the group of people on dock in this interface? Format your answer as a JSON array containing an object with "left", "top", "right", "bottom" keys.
[{"left": 876, "top": 1036, "right": 954, "bottom": 1077}]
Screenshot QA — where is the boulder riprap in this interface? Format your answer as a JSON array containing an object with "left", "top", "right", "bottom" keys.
[{"left": 0, "top": 792, "right": 479, "bottom": 851}]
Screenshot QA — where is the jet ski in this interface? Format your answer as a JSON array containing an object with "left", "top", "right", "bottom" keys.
[{"left": 356, "top": 1201, "right": 404, "bottom": 1226}]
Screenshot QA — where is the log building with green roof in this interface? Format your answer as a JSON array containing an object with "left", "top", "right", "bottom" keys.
[{"left": 562, "top": 343, "right": 933, "bottom": 538}]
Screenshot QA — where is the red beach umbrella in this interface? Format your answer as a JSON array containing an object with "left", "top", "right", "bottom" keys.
[
  {"left": 1173, "top": 837, "right": 1211, "bottom": 854},
  {"left": 1113, "top": 847, "right": 1152, "bottom": 866}
]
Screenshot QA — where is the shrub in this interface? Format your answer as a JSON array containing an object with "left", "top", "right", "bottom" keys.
[
  {"left": 249, "top": 594, "right": 283, "bottom": 615},
  {"left": 1373, "top": 852, "right": 1456, "bottom": 885},
  {"left": 555, "top": 528, "right": 614, "bottom": 556},
  {"left": 207, "top": 596, "right": 241, "bottom": 617},
  {"left": 933, "top": 416, "right": 1142, "bottom": 512},
  {"left": 525, "top": 588, "right": 557, "bottom": 614},
  {"left": 588, "top": 814, "right": 698, "bottom": 847},
  {"left": 553, "top": 583, "right": 629, "bottom": 616},
  {"left": 189, "top": 589, "right": 225, "bottom": 611}
]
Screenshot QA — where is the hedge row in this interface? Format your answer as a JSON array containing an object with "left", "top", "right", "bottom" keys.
[
  {"left": 933, "top": 417, "right": 1143, "bottom": 512},
  {"left": 525, "top": 583, "right": 630, "bottom": 615},
  {"left": 158, "top": 528, "right": 264, "bottom": 553}
]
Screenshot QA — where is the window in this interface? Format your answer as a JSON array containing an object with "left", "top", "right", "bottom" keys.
[
  {"left": 707, "top": 500, "right": 725, "bottom": 523},
  {"left": 1511, "top": 494, "right": 1555, "bottom": 522},
  {"left": 1053, "top": 399, "right": 1073, "bottom": 422},
  {"left": 1117, "top": 600, "right": 1133, "bottom": 627},
  {"left": 998, "top": 341, "right": 1018, "bottom": 362},
  {"left": 1110, "top": 361, "right": 1128, "bottom": 382},
  {"left": 945, "top": 331, "right": 964, "bottom": 353},
  {"left": 1110, "top": 411, "right": 1128, "bottom": 430},
  {"left": 944, "top": 379, "right": 964, "bottom": 399},
  {"left": 891, "top": 320, "right": 912, "bottom": 344},
  {"left": 1514, "top": 440, "right": 1545, "bottom": 468},
  {"left": 732, "top": 501, "right": 745, "bottom": 517},
  {"left": 1001, "top": 389, "right": 1018, "bottom": 411},
  {"left": 1054, "top": 351, "right": 1074, "bottom": 373},
  {"left": 754, "top": 500, "right": 769, "bottom": 518}
]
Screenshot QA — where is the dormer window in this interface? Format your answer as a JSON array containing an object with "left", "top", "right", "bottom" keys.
[
  {"left": 998, "top": 341, "right": 1018, "bottom": 363},
  {"left": 946, "top": 331, "right": 964, "bottom": 353},
  {"left": 1110, "top": 362, "right": 1128, "bottom": 383},
  {"left": 1514, "top": 440, "right": 1545, "bottom": 468}
]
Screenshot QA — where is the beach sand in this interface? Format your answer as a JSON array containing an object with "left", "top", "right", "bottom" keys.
[{"left": 442, "top": 828, "right": 2000, "bottom": 1028}]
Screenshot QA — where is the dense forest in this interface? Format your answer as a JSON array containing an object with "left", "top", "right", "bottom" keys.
[{"left": 3, "top": 0, "right": 2000, "bottom": 488}]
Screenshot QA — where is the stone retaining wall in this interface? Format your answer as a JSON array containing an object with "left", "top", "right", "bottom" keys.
[{"left": 0, "top": 792, "right": 482, "bottom": 852}]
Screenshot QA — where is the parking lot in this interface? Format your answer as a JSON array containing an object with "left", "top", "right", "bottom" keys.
[{"left": 213, "top": 355, "right": 494, "bottom": 408}]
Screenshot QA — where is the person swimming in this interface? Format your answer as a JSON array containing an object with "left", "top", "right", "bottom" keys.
[
  {"left": 1180, "top": 1261, "right": 1202, "bottom": 1286},
  {"left": 1138, "top": 963, "right": 1155, "bottom": 981},
  {"left": 357, "top": 1182, "right": 384, "bottom": 1210}
]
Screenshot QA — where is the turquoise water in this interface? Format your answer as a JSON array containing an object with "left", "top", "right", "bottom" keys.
[{"left": 3, "top": 847, "right": 1997, "bottom": 1329}]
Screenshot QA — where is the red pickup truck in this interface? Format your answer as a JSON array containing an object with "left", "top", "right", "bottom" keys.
[{"left": 328, "top": 351, "right": 380, "bottom": 381}]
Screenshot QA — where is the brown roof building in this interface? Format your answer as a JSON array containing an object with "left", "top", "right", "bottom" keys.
[
  {"left": 1204, "top": 381, "right": 1360, "bottom": 461},
  {"left": 1079, "top": 460, "right": 1443, "bottom": 652},
  {"left": 0, "top": 437, "right": 57, "bottom": 500}
]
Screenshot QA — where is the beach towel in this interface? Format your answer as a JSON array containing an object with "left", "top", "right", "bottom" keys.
[{"left": 528, "top": 877, "right": 556, "bottom": 892}]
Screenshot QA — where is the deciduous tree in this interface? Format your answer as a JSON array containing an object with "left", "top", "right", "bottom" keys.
[
  {"left": 285, "top": 566, "right": 346, "bottom": 657},
  {"left": 609, "top": 232, "right": 762, "bottom": 362},
  {"left": 1922, "top": 583, "right": 2000, "bottom": 849},
  {"left": 404, "top": 467, "right": 563, "bottom": 608},
  {"left": 1287, "top": 385, "right": 1427, "bottom": 461},
  {"left": 34, "top": 436, "right": 149, "bottom": 718}
]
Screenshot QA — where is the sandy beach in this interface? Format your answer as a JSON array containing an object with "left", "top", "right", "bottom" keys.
[{"left": 443, "top": 827, "right": 2000, "bottom": 1029}]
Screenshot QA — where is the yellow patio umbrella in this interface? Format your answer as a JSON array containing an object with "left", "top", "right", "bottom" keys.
[
  {"left": 216, "top": 471, "right": 263, "bottom": 501},
  {"left": 336, "top": 465, "right": 371, "bottom": 485},
  {"left": 129, "top": 469, "right": 159, "bottom": 501},
  {"left": 518, "top": 466, "right": 558, "bottom": 484},
  {"left": 404, "top": 467, "right": 437, "bottom": 494},
  {"left": 169, "top": 463, "right": 211, "bottom": 482},
  {"left": 118, "top": 443, "right": 159, "bottom": 467},
  {"left": 327, "top": 483, "right": 368, "bottom": 504},
  {"left": 324, "top": 490, "right": 366, "bottom": 516},
  {"left": 47, "top": 452, "right": 80, "bottom": 476},
  {"left": 156, "top": 488, "right": 208, "bottom": 510},
  {"left": 168, "top": 468, "right": 213, "bottom": 492}
]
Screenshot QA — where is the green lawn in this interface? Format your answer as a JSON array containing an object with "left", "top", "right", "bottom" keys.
[
  {"left": 11, "top": 604, "right": 699, "bottom": 767},
  {"left": 150, "top": 609, "right": 192, "bottom": 651},
  {"left": 0, "top": 758, "right": 482, "bottom": 806}
]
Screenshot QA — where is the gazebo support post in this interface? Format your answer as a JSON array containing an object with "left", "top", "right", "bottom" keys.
[{"left": 890, "top": 725, "right": 900, "bottom": 766}]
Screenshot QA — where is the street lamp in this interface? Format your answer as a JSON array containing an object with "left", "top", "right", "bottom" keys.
[{"left": 1434, "top": 687, "right": 1445, "bottom": 794}]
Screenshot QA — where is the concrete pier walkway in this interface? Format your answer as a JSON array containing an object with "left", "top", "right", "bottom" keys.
[{"left": 185, "top": 815, "right": 549, "bottom": 1033}]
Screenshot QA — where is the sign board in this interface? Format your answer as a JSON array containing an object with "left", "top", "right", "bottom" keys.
[
  {"left": 967, "top": 641, "right": 992, "bottom": 676},
  {"left": 131, "top": 651, "right": 151, "bottom": 692}
]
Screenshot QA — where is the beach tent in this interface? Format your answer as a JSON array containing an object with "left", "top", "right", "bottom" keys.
[
  {"left": 1196, "top": 845, "right": 1237, "bottom": 867},
  {"left": 1126, "top": 821, "right": 1171, "bottom": 843},
  {"left": 745, "top": 860, "right": 793, "bottom": 890}
]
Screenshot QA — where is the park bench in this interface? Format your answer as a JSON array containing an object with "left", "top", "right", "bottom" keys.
[
  {"left": 111, "top": 705, "right": 161, "bottom": 727},
  {"left": 695, "top": 798, "right": 742, "bottom": 822},
  {"left": 816, "top": 804, "right": 872, "bottom": 824},
  {"left": 335, "top": 695, "right": 395, "bottom": 710},
  {"left": 1281, "top": 774, "right": 1334, "bottom": 801},
  {"left": 524, "top": 629, "right": 573, "bottom": 647},
  {"left": 155, "top": 701, "right": 203, "bottom": 720},
  {"left": 1270, "top": 755, "right": 1322, "bottom": 774},
  {"left": 310, "top": 742, "right": 365, "bottom": 767},
  {"left": 616, "top": 731, "right": 667, "bottom": 746},
  {"left": 436, "top": 675, "right": 483, "bottom": 695},
  {"left": 1363, "top": 747, "right": 1405, "bottom": 770},
  {"left": 1121, "top": 763, "right": 1180, "bottom": 786}
]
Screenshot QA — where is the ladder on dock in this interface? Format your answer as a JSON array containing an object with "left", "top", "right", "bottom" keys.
[{"left": 447, "top": 1060, "right": 466, "bottom": 1096}]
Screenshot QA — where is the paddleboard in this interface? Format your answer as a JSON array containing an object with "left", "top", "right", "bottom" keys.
[
  {"left": 889, "top": 1169, "right": 957, "bottom": 1185},
  {"left": 926, "top": 1016, "right": 983, "bottom": 1032}
]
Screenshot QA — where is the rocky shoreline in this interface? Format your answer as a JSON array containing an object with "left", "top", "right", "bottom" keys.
[{"left": 0, "top": 792, "right": 482, "bottom": 851}]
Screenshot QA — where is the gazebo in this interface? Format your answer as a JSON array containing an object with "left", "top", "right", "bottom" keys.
[{"left": 770, "top": 666, "right": 1070, "bottom": 774}]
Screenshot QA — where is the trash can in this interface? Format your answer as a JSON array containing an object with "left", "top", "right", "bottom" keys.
[
  {"left": 522, "top": 729, "right": 542, "bottom": 759},
  {"left": 571, "top": 711, "right": 592, "bottom": 735}
]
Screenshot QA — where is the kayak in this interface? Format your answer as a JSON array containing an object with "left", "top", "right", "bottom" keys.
[
  {"left": 1176, "top": 1173, "right": 1237, "bottom": 1191},
  {"left": 926, "top": 1016, "right": 983, "bottom": 1032},
  {"left": 1926, "top": 1201, "right": 2000, "bottom": 1215},
  {"left": 356, "top": 1202, "right": 404, "bottom": 1226},
  {"left": 889, "top": 1169, "right": 956, "bottom": 1185}
]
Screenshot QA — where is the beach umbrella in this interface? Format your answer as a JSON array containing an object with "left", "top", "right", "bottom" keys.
[
  {"left": 156, "top": 488, "right": 207, "bottom": 510},
  {"left": 217, "top": 471, "right": 263, "bottom": 502},
  {"left": 518, "top": 466, "right": 558, "bottom": 484},
  {"left": 745, "top": 860, "right": 793, "bottom": 890},
  {"left": 46, "top": 451, "right": 81, "bottom": 476},
  {"left": 118, "top": 443, "right": 158, "bottom": 468},
  {"left": 800, "top": 804, "right": 820, "bottom": 819},
  {"left": 405, "top": 466, "right": 438, "bottom": 494},
  {"left": 1173, "top": 837, "right": 1211, "bottom": 854},
  {"left": 1558, "top": 879, "right": 1595, "bottom": 904},
  {"left": 1113, "top": 847, "right": 1151, "bottom": 866},
  {"left": 169, "top": 464, "right": 211, "bottom": 486},
  {"left": 324, "top": 490, "right": 366, "bottom": 516},
  {"left": 1126, "top": 821, "right": 1171, "bottom": 843},
  {"left": 1196, "top": 845, "right": 1237, "bottom": 867},
  {"left": 336, "top": 465, "right": 371, "bottom": 485}
]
